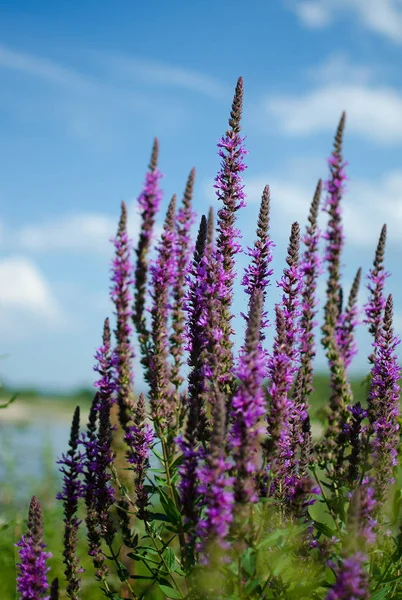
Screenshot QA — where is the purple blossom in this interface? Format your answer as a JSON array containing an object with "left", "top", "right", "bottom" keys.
[
  {"left": 56, "top": 407, "right": 85, "bottom": 599},
  {"left": 299, "top": 180, "right": 322, "bottom": 396},
  {"left": 196, "top": 454, "right": 235, "bottom": 556},
  {"left": 319, "top": 114, "right": 353, "bottom": 468},
  {"left": 322, "top": 112, "right": 347, "bottom": 347},
  {"left": 16, "top": 496, "right": 52, "bottom": 600},
  {"left": 326, "top": 553, "right": 369, "bottom": 600},
  {"left": 336, "top": 268, "right": 361, "bottom": 370},
  {"left": 213, "top": 77, "right": 248, "bottom": 389},
  {"left": 230, "top": 289, "right": 266, "bottom": 503},
  {"left": 134, "top": 138, "right": 164, "bottom": 347},
  {"left": 148, "top": 195, "right": 177, "bottom": 428},
  {"left": 326, "top": 479, "right": 375, "bottom": 599},
  {"left": 185, "top": 217, "right": 230, "bottom": 401},
  {"left": 49, "top": 579, "right": 59, "bottom": 600},
  {"left": 81, "top": 399, "right": 107, "bottom": 578},
  {"left": 364, "top": 224, "right": 389, "bottom": 365},
  {"left": 368, "top": 294, "right": 401, "bottom": 508},
  {"left": 110, "top": 201, "right": 135, "bottom": 429},
  {"left": 93, "top": 317, "right": 117, "bottom": 407},
  {"left": 266, "top": 306, "right": 298, "bottom": 497},
  {"left": 214, "top": 77, "right": 248, "bottom": 273},
  {"left": 196, "top": 384, "right": 234, "bottom": 559},
  {"left": 81, "top": 319, "right": 117, "bottom": 569},
  {"left": 124, "top": 394, "right": 155, "bottom": 519},
  {"left": 345, "top": 402, "right": 367, "bottom": 484},
  {"left": 266, "top": 222, "right": 303, "bottom": 498},
  {"left": 277, "top": 222, "right": 303, "bottom": 367},
  {"left": 358, "top": 477, "right": 377, "bottom": 546},
  {"left": 241, "top": 185, "right": 274, "bottom": 334},
  {"left": 179, "top": 215, "right": 209, "bottom": 530}
]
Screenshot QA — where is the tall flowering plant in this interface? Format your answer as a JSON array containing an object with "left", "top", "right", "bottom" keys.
[{"left": 14, "top": 77, "right": 402, "bottom": 600}]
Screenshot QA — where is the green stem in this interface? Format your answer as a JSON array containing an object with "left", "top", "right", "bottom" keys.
[
  {"left": 144, "top": 522, "right": 183, "bottom": 594},
  {"left": 159, "top": 435, "right": 189, "bottom": 572},
  {"left": 107, "top": 542, "right": 138, "bottom": 599},
  {"left": 312, "top": 469, "right": 342, "bottom": 536}
]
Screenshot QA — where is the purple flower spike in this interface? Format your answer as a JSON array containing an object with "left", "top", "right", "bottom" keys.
[
  {"left": 266, "top": 222, "right": 304, "bottom": 498},
  {"left": 364, "top": 224, "right": 389, "bottom": 364},
  {"left": 358, "top": 477, "right": 377, "bottom": 546},
  {"left": 170, "top": 168, "right": 197, "bottom": 391},
  {"left": 50, "top": 578, "right": 59, "bottom": 600},
  {"left": 326, "top": 553, "right": 369, "bottom": 600},
  {"left": 197, "top": 383, "right": 234, "bottom": 560},
  {"left": 241, "top": 185, "right": 274, "bottom": 335},
  {"left": 134, "top": 139, "right": 164, "bottom": 348},
  {"left": 345, "top": 402, "right": 367, "bottom": 485},
  {"left": 322, "top": 112, "right": 347, "bottom": 348},
  {"left": 215, "top": 77, "right": 247, "bottom": 274},
  {"left": 277, "top": 222, "right": 303, "bottom": 368},
  {"left": 327, "top": 479, "right": 375, "bottom": 600},
  {"left": 148, "top": 195, "right": 177, "bottom": 429},
  {"left": 125, "top": 394, "right": 155, "bottom": 519},
  {"left": 82, "top": 398, "right": 107, "bottom": 578},
  {"left": 299, "top": 180, "right": 322, "bottom": 399},
  {"left": 179, "top": 215, "right": 209, "bottom": 530},
  {"left": 336, "top": 268, "right": 362, "bottom": 370},
  {"left": 81, "top": 319, "right": 117, "bottom": 575},
  {"left": 56, "top": 406, "right": 84, "bottom": 599},
  {"left": 319, "top": 114, "right": 354, "bottom": 468},
  {"left": 266, "top": 306, "right": 298, "bottom": 498},
  {"left": 369, "top": 294, "right": 401, "bottom": 509},
  {"left": 230, "top": 289, "right": 266, "bottom": 504},
  {"left": 110, "top": 201, "right": 135, "bottom": 430},
  {"left": 16, "top": 496, "right": 52, "bottom": 600},
  {"left": 214, "top": 77, "right": 248, "bottom": 388}
]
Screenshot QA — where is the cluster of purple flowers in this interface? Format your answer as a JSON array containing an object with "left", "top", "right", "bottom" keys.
[
  {"left": 16, "top": 497, "right": 52, "bottom": 600},
  {"left": 14, "top": 76, "right": 402, "bottom": 600}
]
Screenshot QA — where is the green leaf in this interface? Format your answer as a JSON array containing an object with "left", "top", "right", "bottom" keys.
[
  {"left": 392, "top": 488, "right": 402, "bottom": 523},
  {"left": 313, "top": 521, "right": 336, "bottom": 538},
  {"left": 370, "top": 588, "right": 391, "bottom": 600},
  {"left": 173, "top": 564, "right": 186, "bottom": 576},
  {"left": 164, "top": 547, "right": 175, "bottom": 572},
  {"left": 0, "top": 394, "right": 17, "bottom": 409},
  {"left": 117, "top": 560, "right": 132, "bottom": 577},
  {"left": 152, "top": 448, "right": 164, "bottom": 461},
  {"left": 159, "top": 490, "right": 181, "bottom": 525},
  {"left": 242, "top": 548, "right": 256, "bottom": 577},
  {"left": 148, "top": 512, "right": 171, "bottom": 523},
  {"left": 244, "top": 579, "right": 261, "bottom": 595},
  {"left": 158, "top": 584, "right": 183, "bottom": 599},
  {"left": 170, "top": 454, "right": 183, "bottom": 470}
]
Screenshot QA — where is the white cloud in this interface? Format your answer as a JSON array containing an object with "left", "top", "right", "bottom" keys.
[
  {"left": 343, "top": 171, "right": 402, "bottom": 247},
  {"left": 0, "top": 44, "right": 195, "bottom": 143},
  {"left": 0, "top": 44, "right": 93, "bottom": 91},
  {"left": 0, "top": 43, "right": 229, "bottom": 103},
  {"left": 290, "top": 0, "right": 332, "bottom": 27},
  {"left": 306, "top": 53, "right": 374, "bottom": 86},
  {"left": 287, "top": 0, "right": 402, "bottom": 44},
  {"left": 244, "top": 169, "right": 402, "bottom": 249},
  {"left": 6, "top": 202, "right": 163, "bottom": 257},
  {"left": 108, "top": 56, "right": 230, "bottom": 100},
  {"left": 16, "top": 213, "right": 117, "bottom": 255},
  {"left": 266, "top": 82, "right": 402, "bottom": 144},
  {"left": 0, "top": 257, "right": 63, "bottom": 337}
]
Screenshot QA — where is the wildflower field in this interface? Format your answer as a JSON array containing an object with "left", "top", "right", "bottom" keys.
[{"left": 2, "top": 77, "right": 402, "bottom": 599}]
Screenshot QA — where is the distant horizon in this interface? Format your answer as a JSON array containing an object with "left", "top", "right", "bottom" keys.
[{"left": 0, "top": 368, "right": 383, "bottom": 397}]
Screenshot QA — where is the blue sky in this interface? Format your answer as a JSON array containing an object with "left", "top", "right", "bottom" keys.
[{"left": 1, "top": 0, "right": 402, "bottom": 391}]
